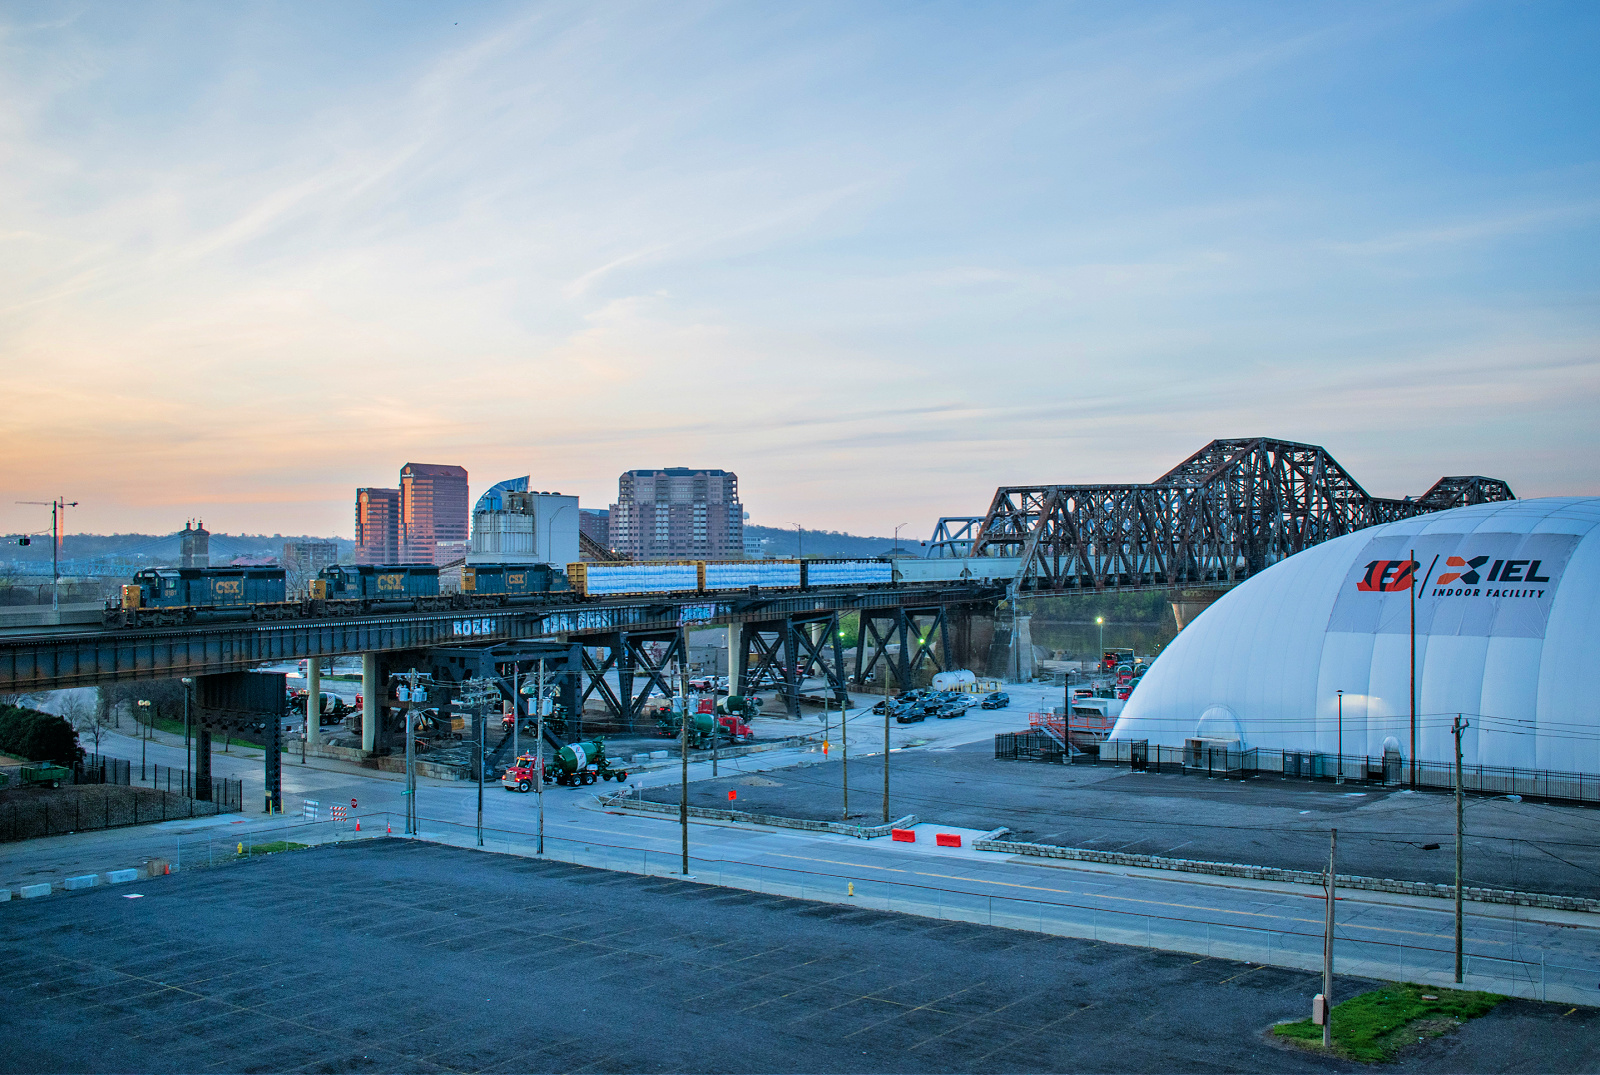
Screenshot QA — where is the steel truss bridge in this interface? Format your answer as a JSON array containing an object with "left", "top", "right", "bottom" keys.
[
  {"left": 956, "top": 438, "right": 1513, "bottom": 593},
  {"left": 0, "top": 435, "right": 1514, "bottom": 762}
]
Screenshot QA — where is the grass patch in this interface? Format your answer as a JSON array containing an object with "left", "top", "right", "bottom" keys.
[
  {"left": 238, "top": 840, "right": 308, "bottom": 856},
  {"left": 1273, "top": 983, "right": 1501, "bottom": 1063}
]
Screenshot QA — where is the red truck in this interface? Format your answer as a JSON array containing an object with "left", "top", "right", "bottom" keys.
[{"left": 500, "top": 753, "right": 544, "bottom": 792}]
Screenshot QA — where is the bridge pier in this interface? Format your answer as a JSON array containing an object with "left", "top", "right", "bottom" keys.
[
  {"left": 304, "top": 658, "right": 320, "bottom": 750},
  {"left": 194, "top": 724, "right": 211, "bottom": 801},
  {"left": 735, "top": 613, "right": 850, "bottom": 717},
  {"left": 361, "top": 653, "right": 378, "bottom": 754},
  {"left": 193, "top": 671, "right": 285, "bottom": 812},
  {"left": 854, "top": 606, "right": 948, "bottom": 691},
  {"left": 984, "top": 609, "right": 1034, "bottom": 682}
]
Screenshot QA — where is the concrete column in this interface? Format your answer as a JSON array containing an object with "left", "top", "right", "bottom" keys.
[
  {"left": 729, "top": 620, "right": 745, "bottom": 697},
  {"left": 361, "top": 652, "right": 378, "bottom": 753},
  {"left": 194, "top": 725, "right": 213, "bottom": 800},
  {"left": 305, "top": 657, "right": 321, "bottom": 749}
]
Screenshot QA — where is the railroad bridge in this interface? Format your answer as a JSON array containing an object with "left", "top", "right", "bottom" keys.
[{"left": 0, "top": 436, "right": 1512, "bottom": 809}]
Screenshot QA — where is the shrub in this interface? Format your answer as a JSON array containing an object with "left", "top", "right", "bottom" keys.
[{"left": 0, "top": 705, "right": 84, "bottom": 764}]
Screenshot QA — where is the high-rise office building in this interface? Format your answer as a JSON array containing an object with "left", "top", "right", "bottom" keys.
[
  {"left": 355, "top": 488, "right": 400, "bottom": 564},
  {"left": 400, "top": 462, "right": 469, "bottom": 564},
  {"left": 608, "top": 468, "right": 743, "bottom": 560}
]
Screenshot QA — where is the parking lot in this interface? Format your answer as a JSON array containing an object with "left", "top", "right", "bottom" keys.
[
  {"left": 639, "top": 739, "right": 1600, "bottom": 897},
  {"left": 5, "top": 839, "right": 1597, "bottom": 1074}
]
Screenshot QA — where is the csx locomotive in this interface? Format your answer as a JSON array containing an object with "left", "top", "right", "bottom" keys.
[
  {"left": 102, "top": 555, "right": 1014, "bottom": 629},
  {"left": 103, "top": 561, "right": 572, "bottom": 628}
]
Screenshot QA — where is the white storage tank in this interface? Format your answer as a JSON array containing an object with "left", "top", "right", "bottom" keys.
[{"left": 931, "top": 670, "right": 976, "bottom": 691}]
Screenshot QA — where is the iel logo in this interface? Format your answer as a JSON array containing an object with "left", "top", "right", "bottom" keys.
[{"left": 1436, "top": 556, "right": 1488, "bottom": 586}]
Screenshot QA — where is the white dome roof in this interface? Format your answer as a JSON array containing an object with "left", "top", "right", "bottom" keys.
[{"left": 1110, "top": 497, "right": 1600, "bottom": 774}]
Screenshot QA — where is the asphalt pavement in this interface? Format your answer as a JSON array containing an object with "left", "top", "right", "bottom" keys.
[
  {"left": 635, "top": 739, "right": 1600, "bottom": 898},
  {"left": 5, "top": 839, "right": 1598, "bottom": 1074}
]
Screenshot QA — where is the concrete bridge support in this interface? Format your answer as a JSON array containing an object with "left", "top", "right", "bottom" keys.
[
  {"left": 361, "top": 653, "right": 378, "bottom": 754},
  {"left": 984, "top": 609, "right": 1034, "bottom": 682},
  {"left": 305, "top": 658, "right": 320, "bottom": 749}
]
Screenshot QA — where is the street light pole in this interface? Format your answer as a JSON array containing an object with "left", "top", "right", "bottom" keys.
[
  {"left": 680, "top": 627, "right": 690, "bottom": 875},
  {"left": 1322, "top": 827, "right": 1337, "bottom": 1049},
  {"left": 1336, "top": 690, "right": 1344, "bottom": 785},
  {"left": 882, "top": 669, "right": 890, "bottom": 824},
  {"left": 137, "top": 699, "right": 150, "bottom": 778},
  {"left": 536, "top": 659, "right": 546, "bottom": 854}
]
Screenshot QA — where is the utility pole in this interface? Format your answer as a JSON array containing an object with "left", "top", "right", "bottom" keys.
[
  {"left": 1410, "top": 548, "right": 1417, "bottom": 787},
  {"left": 511, "top": 660, "right": 519, "bottom": 763},
  {"left": 1454, "top": 714, "right": 1468, "bottom": 983},
  {"left": 680, "top": 627, "right": 690, "bottom": 875},
  {"left": 1336, "top": 689, "right": 1345, "bottom": 785},
  {"left": 456, "top": 677, "right": 498, "bottom": 848},
  {"left": 536, "top": 659, "right": 546, "bottom": 854},
  {"left": 1323, "top": 828, "right": 1337, "bottom": 1049},
  {"left": 882, "top": 664, "right": 891, "bottom": 824},
  {"left": 842, "top": 694, "right": 850, "bottom": 820},
  {"left": 17, "top": 498, "right": 77, "bottom": 612},
  {"left": 390, "top": 668, "right": 431, "bottom": 836}
]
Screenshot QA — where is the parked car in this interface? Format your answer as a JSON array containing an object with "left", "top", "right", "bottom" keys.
[
  {"left": 894, "top": 706, "right": 926, "bottom": 724},
  {"left": 980, "top": 692, "right": 1010, "bottom": 710},
  {"left": 934, "top": 702, "right": 968, "bottom": 719}
]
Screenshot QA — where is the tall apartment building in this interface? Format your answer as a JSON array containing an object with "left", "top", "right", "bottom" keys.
[
  {"left": 400, "top": 463, "right": 468, "bottom": 564},
  {"left": 354, "top": 488, "right": 400, "bottom": 564},
  {"left": 608, "top": 468, "right": 743, "bottom": 560},
  {"left": 354, "top": 462, "right": 468, "bottom": 565}
]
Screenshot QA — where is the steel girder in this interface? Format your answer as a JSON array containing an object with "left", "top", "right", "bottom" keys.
[
  {"left": 927, "top": 517, "right": 985, "bottom": 558},
  {"left": 853, "top": 606, "right": 949, "bottom": 691},
  {"left": 0, "top": 582, "right": 1005, "bottom": 694},
  {"left": 575, "top": 630, "right": 683, "bottom": 733},
  {"left": 734, "top": 612, "right": 849, "bottom": 718},
  {"left": 968, "top": 437, "right": 1515, "bottom": 593}
]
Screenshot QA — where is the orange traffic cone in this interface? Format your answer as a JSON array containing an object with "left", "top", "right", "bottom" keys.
[
  {"left": 386, "top": 824, "right": 391, "bottom": 834},
  {"left": 355, "top": 820, "right": 361, "bottom": 832}
]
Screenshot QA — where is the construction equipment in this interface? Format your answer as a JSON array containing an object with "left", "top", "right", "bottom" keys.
[{"left": 548, "top": 739, "right": 628, "bottom": 786}]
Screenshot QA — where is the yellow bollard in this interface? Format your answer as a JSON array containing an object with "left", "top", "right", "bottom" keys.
[{"left": 848, "top": 882, "right": 854, "bottom": 897}]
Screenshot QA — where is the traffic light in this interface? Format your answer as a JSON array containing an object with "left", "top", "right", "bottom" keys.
[{"left": 14, "top": 537, "right": 29, "bottom": 546}]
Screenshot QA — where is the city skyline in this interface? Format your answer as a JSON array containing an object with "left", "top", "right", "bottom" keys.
[{"left": 2, "top": 3, "right": 1596, "bottom": 539}]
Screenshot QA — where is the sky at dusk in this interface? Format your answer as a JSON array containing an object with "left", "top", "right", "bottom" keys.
[{"left": 2, "top": 1, "right": 1597, "bottom": 540}]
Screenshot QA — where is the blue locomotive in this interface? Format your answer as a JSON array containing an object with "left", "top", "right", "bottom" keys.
[{"left": 315, "top": 563, "right": 440, "bottom": 600}]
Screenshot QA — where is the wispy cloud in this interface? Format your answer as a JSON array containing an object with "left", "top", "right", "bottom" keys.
[{"left": 0, "top": 1, "right": 1595, "bottom": 535}]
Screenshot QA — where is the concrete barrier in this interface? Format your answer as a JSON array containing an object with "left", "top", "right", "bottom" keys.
[
  {"left": 20, "top": 883, "right": 51, "bottom": 899},
  {"left": 106, "top": 869, "right": 138, "bottom": 884},
  {"left": 63, "top": 875, "right": 97, "bottom": 891},
  {"left": 0, "top": 888, "right": 10, "bottom": 902},
  {"left": 604, "top": 795, "right": 918, "bottom": 839}
]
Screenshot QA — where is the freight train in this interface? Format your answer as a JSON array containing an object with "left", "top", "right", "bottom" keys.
[{"left": 102, "top": 556, "right": 1021, "bottom": 629}]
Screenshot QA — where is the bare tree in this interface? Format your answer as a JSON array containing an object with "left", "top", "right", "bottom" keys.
[{"left": 63, "top": 694, "right": 115, "bottom": 755}]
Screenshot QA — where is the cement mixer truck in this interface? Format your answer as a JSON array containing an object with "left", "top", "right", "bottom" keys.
[{"left": 546, "top": 738, "right": 628, "bottom": 786}]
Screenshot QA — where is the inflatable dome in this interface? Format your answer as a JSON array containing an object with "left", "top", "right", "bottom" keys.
[{"left": 1109, "top": 497, "right": 1600, "bottom": 774}]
